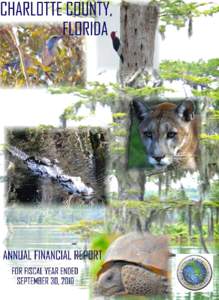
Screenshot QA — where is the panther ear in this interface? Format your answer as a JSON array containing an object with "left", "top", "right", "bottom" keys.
[
  {"left": 175, "top": 100, "right": 195, "bottom": 122},
  {"left": 132, "top": 100, "right": 150, "bottom": 122}
]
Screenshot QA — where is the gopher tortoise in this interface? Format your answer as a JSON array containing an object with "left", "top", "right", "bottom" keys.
[{"left": 96, "top": 232, "right": 171, "bottom": 296}]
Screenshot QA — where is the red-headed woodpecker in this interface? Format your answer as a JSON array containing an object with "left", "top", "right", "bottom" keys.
[{"left": 110, "top": 31, "right": 124, "bottom": 63}]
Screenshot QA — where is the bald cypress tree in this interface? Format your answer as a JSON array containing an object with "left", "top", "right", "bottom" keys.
[{"left": 120, "top": 2, "right": 159, "bottom": 86}]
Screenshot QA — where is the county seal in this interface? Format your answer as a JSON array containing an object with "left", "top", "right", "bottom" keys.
[{"left": 177, "top": 255, "right": 213, "bottom": 291}]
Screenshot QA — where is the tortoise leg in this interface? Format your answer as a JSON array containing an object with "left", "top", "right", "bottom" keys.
[{"left": 121, "top": 265, "right": 169, "bottom": 295}]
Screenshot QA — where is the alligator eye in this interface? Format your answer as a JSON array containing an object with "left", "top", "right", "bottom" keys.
[
  {"left": 106, "top": 274, "right": 113, "bottom": 281},
  {"left": 167, "top": 131, "right": 177, "bottom": 139},
  {"left": 143, "top": 131, "right": 152, "bottom": 138}
]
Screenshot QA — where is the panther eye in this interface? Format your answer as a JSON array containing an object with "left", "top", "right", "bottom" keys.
[
  {"left": 143, "top": 131, "right": 153, "bottom": 138},
  {"left": 167, "top": 131, "right": 177, "bottom": 139}
]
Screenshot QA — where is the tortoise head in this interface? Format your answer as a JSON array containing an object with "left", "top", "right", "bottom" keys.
[
  {"left": 95, "top": 232, "right": 171, "bottom": 296},
  {"left": 96, "top": 263, "right": 125, "bottom": 296}
]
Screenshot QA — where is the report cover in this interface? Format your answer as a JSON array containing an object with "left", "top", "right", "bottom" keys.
[{"left": 0, "top": 1, "right": 219, "bottom": 300}]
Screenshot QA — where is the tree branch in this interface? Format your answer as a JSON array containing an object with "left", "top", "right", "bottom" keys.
[{"left": 6, "top": 26, "right": 30, "bottom": 87}]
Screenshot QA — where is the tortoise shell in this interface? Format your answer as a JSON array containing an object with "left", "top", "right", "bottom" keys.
[{"left": 97, "top": 232, "right": 170, "bottom": 278}]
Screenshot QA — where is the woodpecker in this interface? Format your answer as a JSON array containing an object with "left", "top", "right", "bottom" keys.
[{"left": 110, "top": 31, "right": 124, "bottom": 63}]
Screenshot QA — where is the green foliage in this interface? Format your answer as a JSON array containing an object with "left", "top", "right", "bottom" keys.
[
  {"left": 164, "top": 222, "right": 188, "bottom": 236},
  {"left": 153, "top": 222, "right": 219, "bottom": 241},
  {"left": 62, "top": 220, "right": 104, "bottom": 240},
  {"left": 128, "top": 118, "right": 148, "bottom": 169},
  {"left": 112, "top": 113, "right": 127, "bottom": 119},
  {"left": 124, "top": 85, "right": 170, "bottom": 97},
  {"left": 200, "top": 134, "right": 219, "bottom": 142},
  {"left": 193, "top": 89, "right": 219, "bottom": 105},
  {"left": 51, "top": 81, "right": 172, "bottom": 118},
  {"left": 160, "top": 59, "right": 219, "bottom": 114},
  {"left": 110, "top": 143, "right": 126, "bottom": 155},
  {"left": 151, "top": 0, "right": 219, "bottom": 37},
  {"left": 112, "top": 128, "right": 127, "bottom": 137},
  {"left": 91, "top": 233, "right": 111, "bottom": 252},
  {"left": 160, "top": 59, "right": 219, "bottom": 89},
  {"left": 211, "top": 110, "right": 219, "bottom": 120},
  {"left": 57, "top": 82, "right": 120, "bottom": 122},
  {"left": 0, "top": 144, "right": 6, "bottom": 150},
  {"left": 109, "top": 198, "right": 191, "bottom": 212},
  {"left": 89, "top": 233, "right": 119, "bottom": 279},
  {"left": 208, "top": 180, "right": 219, "bottom": 205},
  {"left": 56, "top": 58, "right": 219, "bottom": 129}
]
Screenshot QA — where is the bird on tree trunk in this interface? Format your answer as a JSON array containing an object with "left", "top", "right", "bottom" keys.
[{"left": 110, "top": 31, "right": 124, "bottom": 63}]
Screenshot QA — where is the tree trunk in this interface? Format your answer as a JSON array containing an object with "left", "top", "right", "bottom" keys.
[
  {"left": 114, "top": 2, "right": 159, "bottom": 202},
  {"left": 40, "top": 180, "right": 53, "bottom": 205},
  {"left": 120, "top": 1, "right": 159, "bottom": 86},
  {"left": 216, "top": 207, "right": 219, "bottom": 224},
  {"left": 138, "top": 169, "right": 146, "bottom": 201},
  {"left": 194, "top": 202, "right": 209, "bottom": 253},
  {"left": 165, "top": 173, "right": 169, "bottom": 197},
  {"left": 208, "top": 207, "right": 214, "bottom": 241},
  {"left": 158, "top": 174, "right": 162, "bottom": 198},
  {"left": 60, "top": 115, "right": 67, "bottom": 128},
  {"left": 144, "top": 209, "right": 157, "bottom": 232},
  {"left": 188, "top": 205, "right": 192, "bottom": 238},
  {"left": 89, "top": 131, "right": 107, "bottom": 203}
]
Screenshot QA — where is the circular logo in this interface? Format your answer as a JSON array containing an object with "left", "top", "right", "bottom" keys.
[{"left": 177, "top": 255, "right": 212, "bottom": 291}]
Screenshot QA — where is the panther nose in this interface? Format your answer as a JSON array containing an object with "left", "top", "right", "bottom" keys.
[{"left": 153, "top": 155, "right": 165, "bottom": 163}]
